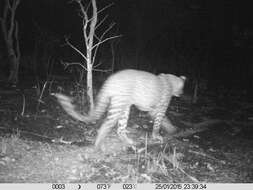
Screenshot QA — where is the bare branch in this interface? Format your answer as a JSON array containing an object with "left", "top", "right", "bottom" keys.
[
  {"left": 100, "top": 22, "right": 115, "bottom": 41},
  {"left": 92, "top": 33, "right": 122, "bottom": 65},
  {"left": 92, "top": 68, "right": 112, "bottom": 72},
  {"left": 91, "top": 42, "right": 100, "bottom": 65},
  {"left": 77, "top": 0, "right": 88, "bottom": 21},
  {"left": 76, "top": 0, "right": 89, "bottom": 46},
  {"left": 95, "top": 14, "right": 108, "bottom": 30},
  {"left": 92, "top": 31, "right": 120, "bottom": 65},
  {"left": 91, "top": 22, "right": 117, "bottom": 64},
  {"left": 97, "top": 3, "right": 114, "bottom": 16},
  {"left": 15, "top": 21, "right": 20, "bottom": 60},
  {"left": 87, "top": 3, "right": 114, "bottom": 25},
  {"left": 61, "top": 60, "right": 87, "bottom": 71},
  {"left": 94, "top": 33, "right": 100, "bottom": 41},
  {"left": 8, "top": 0, "right": 20, "bottom": 40},
  {"left": 1, "top": 0, "right": 9, "bottom": 40},
  {"left": 65, "top": 37, "right": 88, "bottom": 61},
  {"left": 82, "top": 18, "right": 88, "bottom": 46},
  {"left": 92, "top": 32, "right": 104, "bottom": 65},
  {"left": 92, "top": 35, "right": 122, "bottom": 50},
  {"left": 88, "top": 0, "right": 97, "bottom": 46},
  {"left": 93, "top": 60, "right": 103, "bottom": 68},
  {"left": 85, "top": 0, "right": 91, "bottom": 12}
]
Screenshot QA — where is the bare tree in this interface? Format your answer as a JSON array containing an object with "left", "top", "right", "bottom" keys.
[
  {"left": 64, "top": 0, "right": 120, "bottom": 111},
  {"left": 0, "top": 0, "right": 21, "bottom": 84}
]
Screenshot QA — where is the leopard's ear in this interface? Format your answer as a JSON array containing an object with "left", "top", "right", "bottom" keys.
[{"left": 180, "top": 76, "right": 186, "bottom": 81}]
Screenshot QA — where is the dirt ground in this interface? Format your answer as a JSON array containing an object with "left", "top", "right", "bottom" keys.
[{"left": 0, "top": 80, "right": 252, "bottom": 183}]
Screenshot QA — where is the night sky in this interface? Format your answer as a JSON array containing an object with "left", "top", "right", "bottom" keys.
[{"left": 0, "top": 0, "right": 252, "bottom": 94}]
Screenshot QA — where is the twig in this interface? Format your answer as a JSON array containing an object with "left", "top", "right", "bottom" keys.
[
  {"left": 93, "top": 60, "right": 104, "bottom": 68},
  {"left": 174, "top": 119, "right": 222, "bottom": 138},
  {"left": 79, "top": 2, "right": 89, "bottom": 45},
  {"left": 38, "top": 81, "right": 48, "bottom": 103},
  {"left": 65, "top": 37, "right": 88, "bottom": 61},
  {"left": 21, "top": 93, "right": 25, "bottom": 116},
  {"left": 105, "top": 22, "right": 116, "bottom": 34},
  {"left": 61, "top": 61, "right": 87, "bottom": 71},
  {"left": 95, "top": 14, "right": 108, "bottom": 30},
  {"left": 92, "top": 35, "right": 122, "bottom": 50},
  {"left": 145, "top": 132, "right": 148, "bottom": 158},
  {"left": 85, "top": 0, "right": 91, "bottom": 13},
  {"left": 92, "top": 68, "right": 112, "bottom": 72},
  {"left": 178, "top": 166, "right": 200, "bottom": 183},
  {"left": 97, "top": 2, "right": 114, "bottom": 15},
  {"left": 35, "top": 81, "right": 48, "bottom": 119},
  {"left": 188, "top": 150, "right": 226, "bottom": 164},
  {"left": 162, "top": 152, "right": 199, "bottom": 182},
  {"left": 87, "top": 2, "right": 114, "bottom": 23},
  {"left": 92, "top": 22, "right": 118, "bottom": 65}
]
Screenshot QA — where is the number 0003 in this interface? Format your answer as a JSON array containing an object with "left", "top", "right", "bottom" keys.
[{"left": 52, "top": 184, "right": 65, "bottom": 189}]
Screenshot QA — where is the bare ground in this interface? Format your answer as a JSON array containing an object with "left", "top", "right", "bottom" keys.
[{"left": 0, "top": 81, "right": 252, "bottom": 183}]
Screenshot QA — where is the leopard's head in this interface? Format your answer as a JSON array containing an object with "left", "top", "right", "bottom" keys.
[
  {"left": 172, "top": 75, "right": 186, "bottom": 97},
  {"left": 165, "top": 75, "right": 186, "bottom": 97},
  {"left": 159, "top": 73, "right": 186, "bottom": 97}
]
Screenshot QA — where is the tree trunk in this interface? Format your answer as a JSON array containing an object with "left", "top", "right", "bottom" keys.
[
  {"left": 87, "top": 63, "right": 94, "bottom": 111},
  {"left": 192, "top": 80, "right": 198, "bottom": 104},
  {"left": 0, "top": 0, "right": 21, "bottom": 84},
  {"left": 7, "top": 53, "right": 19, "bottom": 84}
]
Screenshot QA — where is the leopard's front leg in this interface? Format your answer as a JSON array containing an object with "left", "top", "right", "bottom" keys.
[{"left": 152, "top": 112, "right": 165, "bottom": 143}]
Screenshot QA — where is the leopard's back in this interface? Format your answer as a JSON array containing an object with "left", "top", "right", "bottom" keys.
[{"left": 103, "top": 69, "right": 163, "bottom": 111}]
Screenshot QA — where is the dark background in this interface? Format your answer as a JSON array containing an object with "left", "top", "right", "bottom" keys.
[{"left": 0, "top": 0, "right": 252, "bottom": 96}]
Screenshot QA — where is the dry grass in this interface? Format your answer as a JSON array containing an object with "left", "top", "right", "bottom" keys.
[
  {"left": 0, "top": 132, "right": 197, "bottom": 183},
  {"left": 1, "top": 128, "right": 251, "bottom": 183}
]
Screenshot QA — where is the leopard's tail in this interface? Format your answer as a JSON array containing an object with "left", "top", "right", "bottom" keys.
[{"left": 52, "top": 88, "right": 109, "bottom": 123}]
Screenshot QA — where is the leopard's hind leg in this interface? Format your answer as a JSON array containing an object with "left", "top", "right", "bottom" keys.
[
  {"left": 161, "top": 117, "right": 178, "bottom": 135},
  {"left": 117, "top": 106, "right": 134, "bottom": 145},
  {"left": 95, "top": 98, "right": 133, "bottom": 146},
  {"left": 150, "top": 111, "right": 165, "bottom": 143},
  {"left": 95, "top": 103, "right": 120, "bottom": 147}
]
